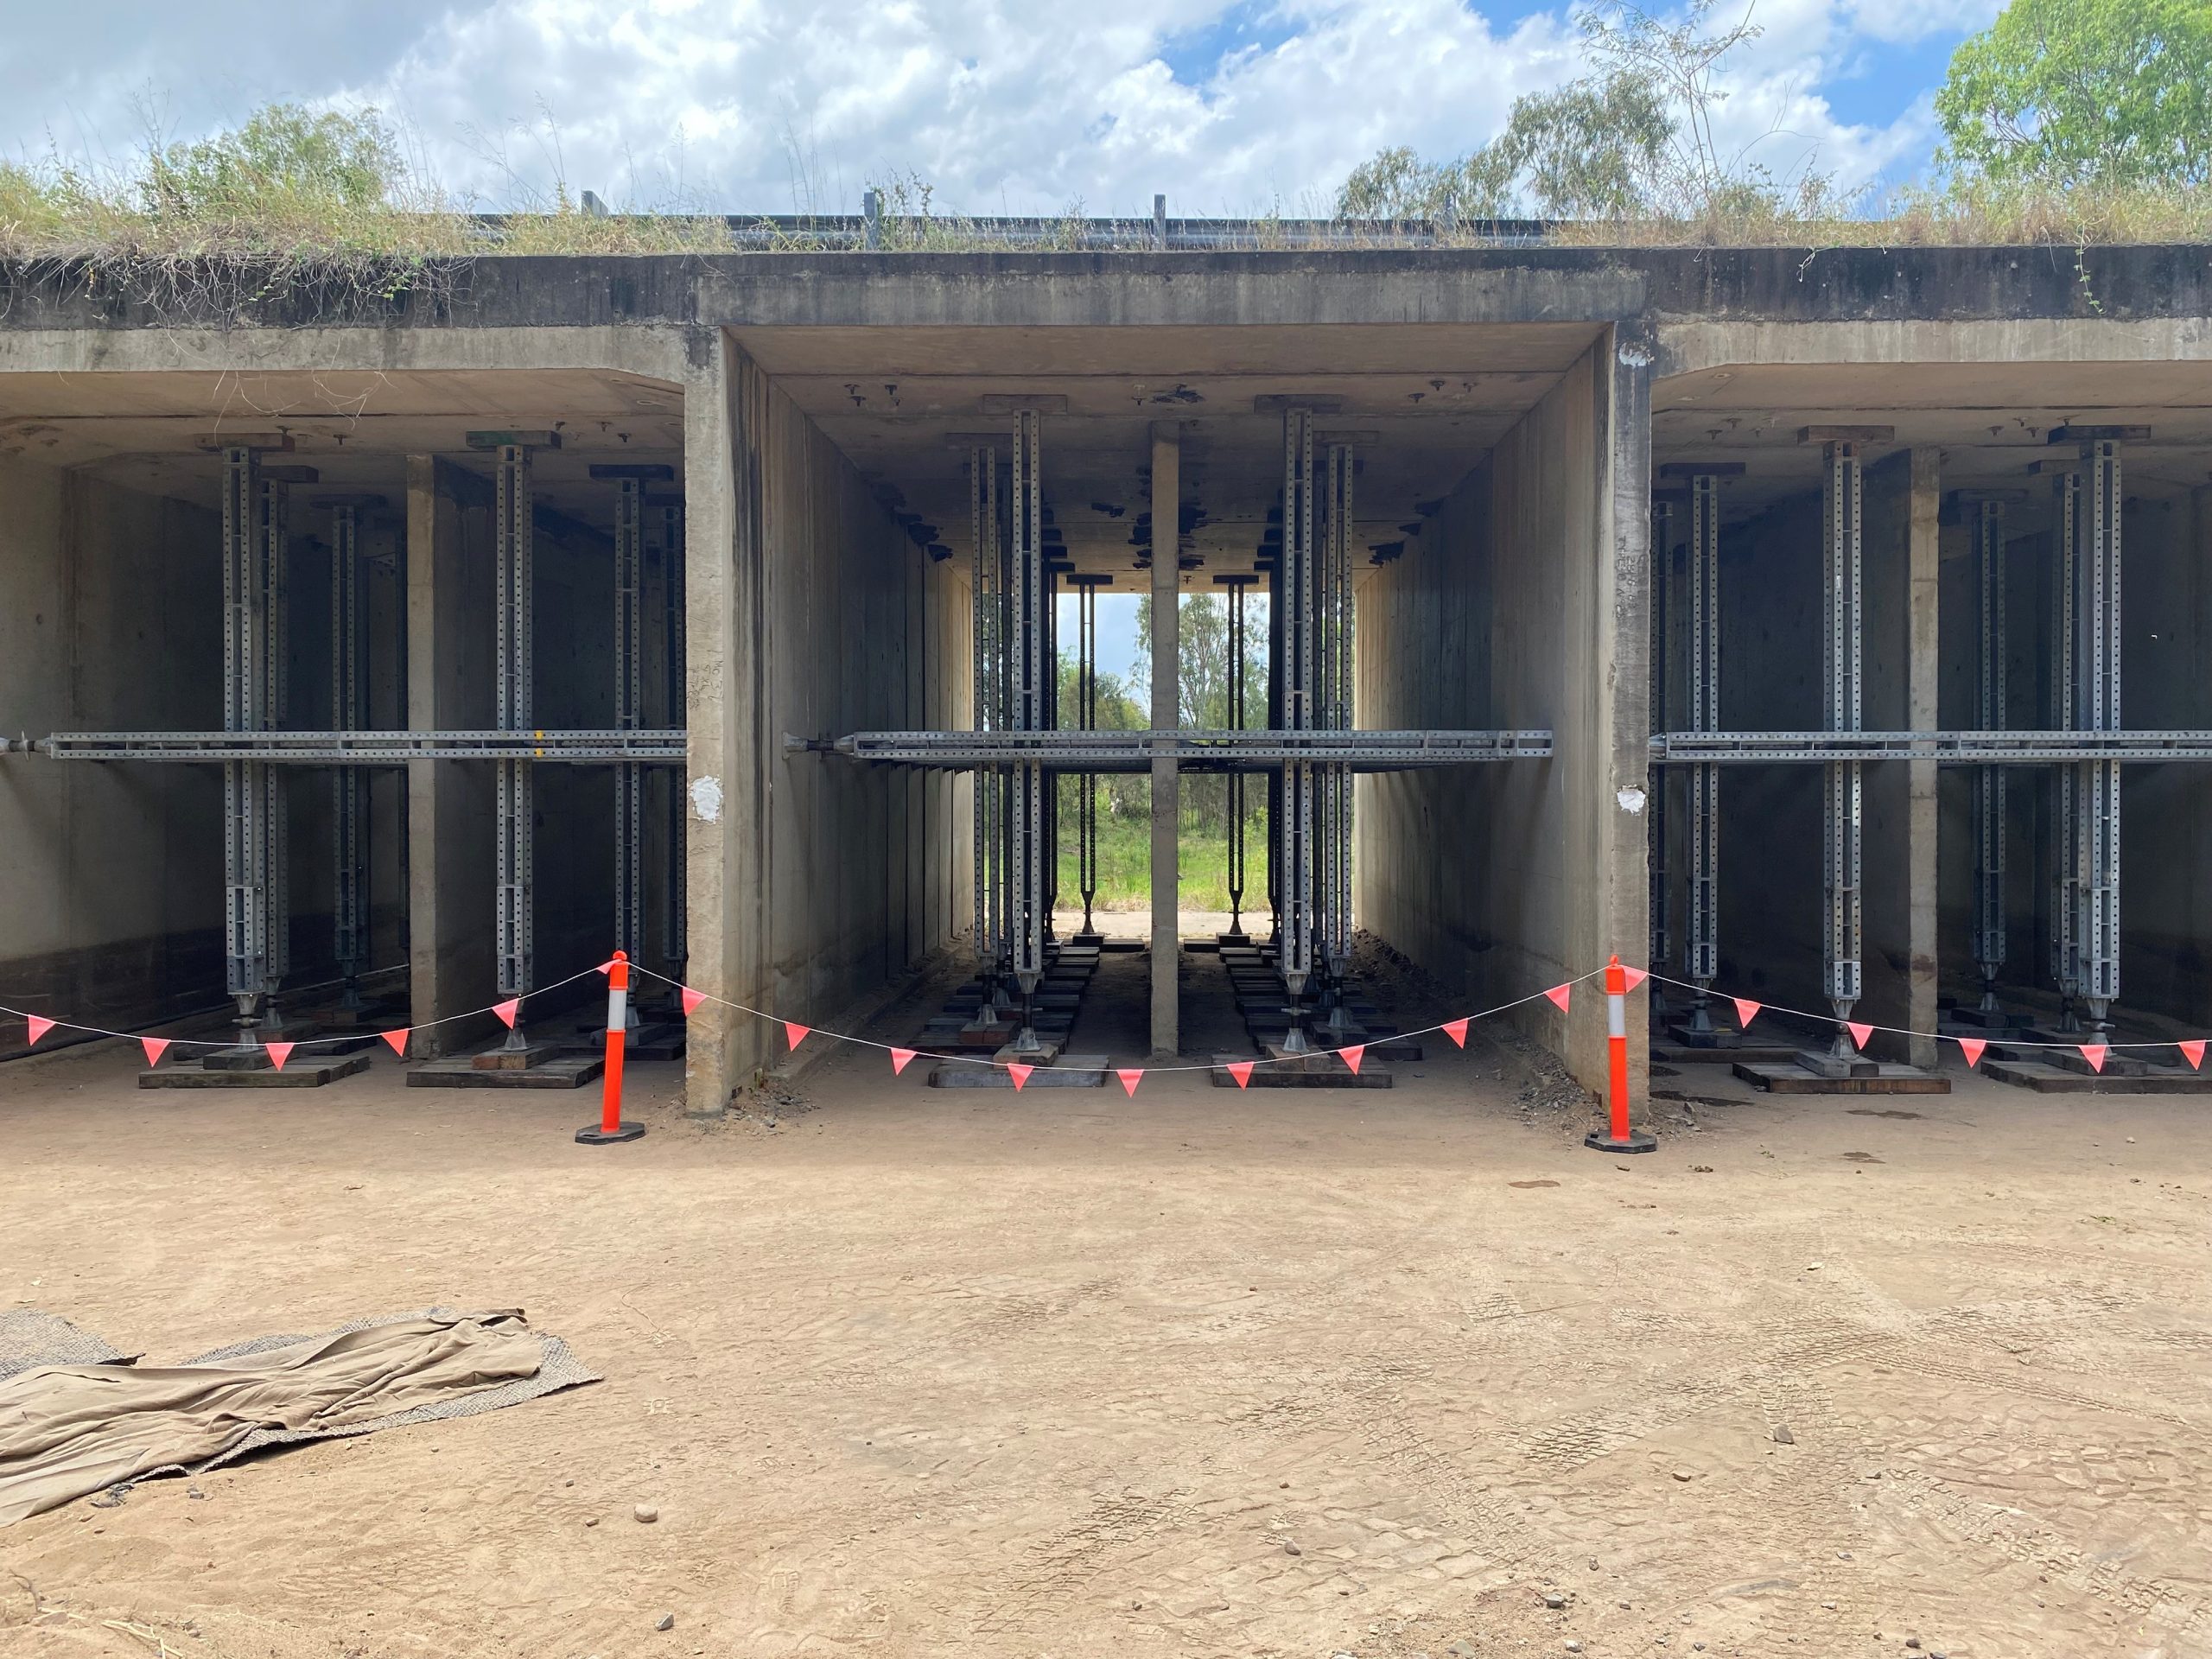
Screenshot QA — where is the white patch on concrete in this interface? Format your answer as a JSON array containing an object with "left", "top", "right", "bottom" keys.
[
  {"left": 690, "top": 776, "right": 724, "bottom": 823},
  {"left": 1617, "top": 341, "right": 1654, "bottom": 368},
  {"left": 1617, "top": 785, "right": 1647, "bottom": 814}
]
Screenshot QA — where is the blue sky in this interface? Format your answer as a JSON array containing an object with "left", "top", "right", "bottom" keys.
[{"left": 3, "top": 1, "right": 2003, "bottom": 214}]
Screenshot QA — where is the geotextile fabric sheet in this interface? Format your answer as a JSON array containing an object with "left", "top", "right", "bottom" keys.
[{"left": 0, "top": 1306, "right": 596, "bottom": 1524}]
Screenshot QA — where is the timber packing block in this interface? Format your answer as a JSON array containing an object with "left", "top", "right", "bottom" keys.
[
  {"left": 929, "top": 1054, "right": 1109, "bottom": 1088},
  {"left": 409, "top": 1056, "right": 604, "bottom": 1089},
  {"left": 142, "top": 1055, "right": 371, "bottom": 1089},
  {"left": 1735, "top": 1062, "right": 1949, "bottom": 1095},
  {"left": 1214, "top": 1053, "right": 1393, "bottom": 1088}
]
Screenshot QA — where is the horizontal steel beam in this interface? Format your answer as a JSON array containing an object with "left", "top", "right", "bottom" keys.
[
  {"left": 810, "top": 728, "right": 1552, "bottom": 772},
  {"left": 1653, "top": 730, "right": 2212, "bottom": 764},
  {"left": 33, "top": 730, "right": 688, "bottom": 763}
]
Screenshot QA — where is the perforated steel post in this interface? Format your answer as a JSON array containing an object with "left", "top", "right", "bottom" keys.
[
  {"left": 1274, "top": 408, "right": 1317, "bottom": 1051},
  {"left": 612, "top": 477, "right": 645, "bottom": 1032},
  {"left": 1647, "top": 499, "right": 1670, "bottom": 1019},
  {"left": 1972, "top": 499, "right": 2010, "bottom": 1013},
  {"left": 2077, "top": 440, "right": 2123, "bottom": 1038},
  {"left": 1684, "top": 474, "right": 1721, "bottom": 1033},
  {"left": 1006, "top": 411, "right": 1047, "bottom": 1052},
  {"left": 493, "top": 444, "right": 537, "bottom": 1042},
  {"left": 220, "top": 447, "right": 269, "bottom": 1040},
  {"left": 329, "top": 502, "right": 370, "bottom": 1014},
  {"left": 1821, "top": 442, "right": 1864, "bottom": 1054}
]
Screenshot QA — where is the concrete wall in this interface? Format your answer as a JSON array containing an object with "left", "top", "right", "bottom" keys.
[
  {"left": 1357, "top": 336, "right": 1644, "bottom": 1095},
  {"left": 683, "top": 337, "right": 967, "bottom": 1111},
  {"left": 0, "top": 456, "right": 225, "bottom": 1052}
]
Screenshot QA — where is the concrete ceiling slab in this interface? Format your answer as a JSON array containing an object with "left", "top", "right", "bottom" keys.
[
  {"left": 0, "top": 367, "right": 684, "bottom": 520},
  {"left": 740, "top": 321, "right": 1602, "bottom": 574}
]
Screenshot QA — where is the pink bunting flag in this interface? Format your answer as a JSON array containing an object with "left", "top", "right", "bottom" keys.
[
  {"left": 24, "top": 1014, "right": 54, "bottom": 1046},
  {"left": 890, "top": 1047, "right": 917, "bottom": 1076},
  {"left": 1340, "top": 1044, "right": 1366, "bottom": 1077},
  {"left": 493, "top": 998, "right": 521, "bottom": 1029},
  {"left": 1542, "top": 983, "right": 1571, "bottom": 1013},
  {"left": 1846, "top": 1020, "right": 1874, "bottom": 1052},
  {"left": 379, "top": 1028, "right": 410, "bottom": 1058},
  {"left": 265, "top": 1041, "right": 295, "bottom": 1071},
  {"left": 1007, "top": 1062, "right": 1033, "bottom": 1091},
  {"left": 1442, "top": 1018, "right": 1469, "bottom": 1048},
  {"left": 785, "top": 1022, "right": 810, "bottom": 1052},
  {"left": 1956, "top": 1036, "right": 1986, "bottom": 1069},
  {"left": 1226, "top": 1060, "right": 1254, "bottom": 1090},
  {"left": 596, "top": 958, "right": 616, "bottom": 975},
  {"left": 681, "top": 985, "right": 705, "bottom": 1017},
  {"left": 2180, "top": 1039, "right": 2206, "bottom": 1071},
  {"left": 141, "top": 1035, "right": 170, "bottom": 1067},
  {"left": 1117, "top": 1068, "right": 1143, "bottom": 1096},
  {"left": 1732, "top": 998, "right": 1762, "bottom": 1031},
  {"left": 1621, "top": 965, "right": 1649, "bottom": 992},
  {"left": 2079, "top": 1042, "right": 2108, "bottom": 1074}
]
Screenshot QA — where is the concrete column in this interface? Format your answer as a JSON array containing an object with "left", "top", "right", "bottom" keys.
[
  {"left": 1904, "top": 448, "right": 1942, "bottom": 1067},
  {"left": 680, "top": 327, "right": 755, "bottom": 1117},
  {"left": 1149, "top": 422, "right": 1180, "bottom": 1058},
  {"left": 1599, "top": 324, "right": 1653, "bottom": 1103},
  {"left": 404, "top": 455, "right": 495, "bottom": 1055}
]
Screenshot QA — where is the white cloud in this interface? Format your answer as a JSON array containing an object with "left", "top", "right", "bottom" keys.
[{"left": 3, "top": 0, "right": 1961, "bottom": 216}]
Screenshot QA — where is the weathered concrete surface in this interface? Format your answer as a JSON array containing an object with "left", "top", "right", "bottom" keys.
[
  {"left": 1357, "top": 331, "right": 1649, "bottom": 1098},
  {"left": 0, "top": 455, "right": 226, "bottom": 1054},
  {"left": 405, "top": 456, "right": 496, "bottom": 1055},
  {"left": 683, "top": 336, "right": 966, "bottom": 1116}
]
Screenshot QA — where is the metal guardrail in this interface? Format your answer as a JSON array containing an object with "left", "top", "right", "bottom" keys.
[{"left": 492, "top": 194, "right": 1557, "bottom": 251}]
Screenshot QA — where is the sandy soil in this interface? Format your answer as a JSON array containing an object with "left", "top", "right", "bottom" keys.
[{"left": 3, "top": 974, "right": 2210, "bottom": 1659}]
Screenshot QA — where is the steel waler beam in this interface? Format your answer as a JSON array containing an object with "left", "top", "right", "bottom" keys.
[
  {"left": 1821, "top": 441, "right": 1864, "bottom": 1055},
  {"left": 329, "top": 502, "right": 370, "bottom": 1014},
  {"left": 493, "top": 443, "right": 536, "bottom": 1046},
  {"left": 1972, "top": 499, "right": 2010, "bottom": 1016}
]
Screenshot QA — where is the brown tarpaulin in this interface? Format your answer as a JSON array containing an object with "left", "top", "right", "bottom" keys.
[{"left": 0, "top": 1310, "right": 546, "bottom": 1525}]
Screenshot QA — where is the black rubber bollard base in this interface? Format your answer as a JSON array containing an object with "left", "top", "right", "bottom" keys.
[
  {"left": 576, "top": 1122, "right": 647, "bottom": 1145},
  {"left": 1585, "top": 1129, "right": 1657, "bottom": 1154}
]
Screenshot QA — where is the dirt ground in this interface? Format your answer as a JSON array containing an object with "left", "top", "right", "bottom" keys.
[{"left": 3, "top": 966, "right": 2210, "bottom": 1659}]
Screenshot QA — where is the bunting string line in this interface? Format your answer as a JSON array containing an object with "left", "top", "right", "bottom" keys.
[
  {"left": 0, "top": 963, "right": 611, "bottom": 1067},
  {"left": 623, "top": 962, "right": 1609, "bottom": 1080},
  {"left": 7, "top": 956, "right": 2205, "bottom": 1083},
  {"left": 1640, "top": 969, "right": 2208, "bottom": 1071}
]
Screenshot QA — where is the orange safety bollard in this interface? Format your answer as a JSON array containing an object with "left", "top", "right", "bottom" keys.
[
  {"left": 1584, "top": 954, "right": 1656, "bottom": 1154},
  {"left": 575, "top": 950, "right": 646, "bottom": 1145}
]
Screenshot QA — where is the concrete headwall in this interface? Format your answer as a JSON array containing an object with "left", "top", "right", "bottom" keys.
[
  {"left": 0, "top": 456, "right": 226, "bottom": 1051},
  {"left": 1358, "top": 337, "right": 1643, "bottom": 1095}
]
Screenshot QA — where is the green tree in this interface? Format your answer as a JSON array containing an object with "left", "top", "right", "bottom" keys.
[
  {"left": 1935, "top": 0, "right": 2212, "bottom": 188},
  {"left": 143, "top": 104, "right": 405, "bottom": 219},
  {"left": 1334, "top": 1, "right": 1815, "bottom": 222}
]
